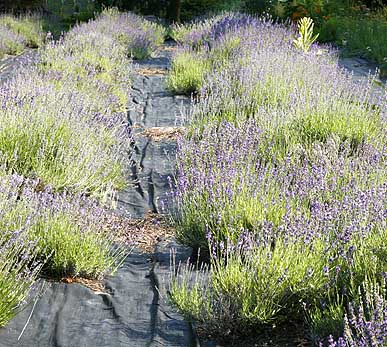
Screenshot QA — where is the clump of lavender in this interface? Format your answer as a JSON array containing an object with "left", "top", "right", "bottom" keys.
[
  {"left": 169, "top": 15, "right": 216, "bottom": 47},
  {"left": 0, "top": 173, "right": 127, "bottom": 279},
  {"left": 69, "top": 8, "right": 165, "bottom": 60},
  {"left": 0, "top": 69, "right": 130, "bottom": 199},
  {"left": 0, "top": 7, "right": 139, "bottom": 200},
  {"left": 170, "top": 13, "right": 259, "bottom": 49},
  {"left": 39, "top": 27, "right": 132, "bottom": 112},
  {"left": 0, "top": 228, "right": 42, "bottom": 327},
  {"left": 0, "top": 25, "right": 25, "bottom": 58},
  {"left": 322, "top": 281, "right": 387, "bottom": 347},
  {"left": 0, "top": 174, "right": 43, "bottom": 327},
  {"left": 0, "top": 14, "right": 44, "bottom": 58},
  {"left": 170, "top": 13, "right": 387, "bottom": 337},
  {"left": 191, "top": 22, "right": 383, "bottom": 154},
  {"left": 0, "top": 170, "right": 127, "bottom": 327},
  {"left": 0, "top": 14, "right": 44, "bottom": 48}
]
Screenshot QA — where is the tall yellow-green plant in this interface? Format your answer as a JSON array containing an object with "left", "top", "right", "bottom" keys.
[{"left": 293, "top": 17, "right": 319, "bottom": 53}]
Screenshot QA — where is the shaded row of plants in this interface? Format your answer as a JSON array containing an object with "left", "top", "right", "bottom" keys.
[
  {"left": 0, "top": 9, "right": 164, "bottom": 327},
  {"left": 0, "top": 13, "right": 43, "bottom": 58},
  {"left": 167, "top": 13, "right": 387, "bottom": 346}
]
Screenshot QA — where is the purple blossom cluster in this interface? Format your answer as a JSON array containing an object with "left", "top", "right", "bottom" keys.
[{"left": 324, "top": 281, "right": 387, "bottom": 347}]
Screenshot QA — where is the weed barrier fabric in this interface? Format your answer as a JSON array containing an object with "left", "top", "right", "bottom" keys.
[
  {"left": 0, "top": 49, "right": 38, "bottom": 84},
  {"left": 0, "top": 242, "right": 204, "bottom": 347},
  {"left": 118, "top": 42, "right": 190, "bottom": 218},
  {"left": 338, "top": 55, "right": 386, "bottom": 100}
]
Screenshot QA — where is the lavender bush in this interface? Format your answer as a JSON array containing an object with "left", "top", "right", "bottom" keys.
[
  {"left": 0, "top": 8, "right": 138, "bottom": 200},
  {"left": 322, "top": 280, "right": 387, "bottom": 347},
  {"left": 166, "top": 48, "right": 210, "bottom": 94},
  {"left": 0, "top": 70, "right": 129, "bottom": 199},
  {"left": 0, "top": 225, "right": 42, "bottom": 327},
  {"left": 167, "top": 13, "right": 256, "bottom": 94},
  {"left": 0, "top": 14, "right": 44, "bottom": 58},
  {"left": 189, "top": 21, "right": 383, "bottom": 155},
  {"left": 0, "top": 25, "right": 25, "bottom": 58},
  {"left": 171, "top": 122, "right": 387, "bottom": 334},
  {"left": 170, "top": 17, "right": 215, "bottom": 48},
  {"left": 0, "top": 14, "right": 44, "bottom": 48},
  {"left": 39, "top": 28, "right": 132, "bottom": 112},
  {"left": 169, "top": 13, "right": 258, "bottom": 49},
  {"left": 0, "top": 9, "right": 139, "bottom": 328},
  {"left": 0, "top": 172, "right": 126, "bottom": 278},
  {"left": 68, "top": 8, "right": 165, "bottom": 60},
  {"left": 0, "top": 10, "right": 133, "bottom": 274}
]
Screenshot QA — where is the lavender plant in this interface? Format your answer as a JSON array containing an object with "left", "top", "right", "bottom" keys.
[
  {"left": 0, "top": 174, "right": 126, "bottom": 279},
  {"left": 69, "top": 8, "right": 165, "bottom": 60},
  {"left": 169, "top": 13, "right": 258, "bottom": 49},
  {"left": 0, "top": 8, "right": 139, "bottom": 200},
  {"left": 0, "top": 14, "right": 44, "bottom": 58},
  {"left": 167, "top": 13, "right": 260, "bottom": 94},
  {"left": 166, "top": 48, "right": 210, "bottom": 94},
  {"left": 0, "top": 9, "right": 142, "bottom": 330},
  {"left": 0, "top": 70, "right": 129, "bottom": 199},
  {"left": 0, "top": 25, "right": 25, "bottom": 58},
  {"left": 39, "top": 30, "right": 131, "bottom": 111},
  {"left": 0, "top": 227, "right": 42, "bottom": 327},
  {"left": 322, "top": 280, "right": 387, "bottom": 347}
]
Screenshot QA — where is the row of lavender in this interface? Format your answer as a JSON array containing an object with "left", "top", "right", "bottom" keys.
[
  {"left": 0, "top": 14, "right": 44, "bottom": 58},
  {"left": 168, "top": 14, "right": 387, "bottom": 345},
  {"left": 0, "top": 10, "right": 164, "bottom": 327}
]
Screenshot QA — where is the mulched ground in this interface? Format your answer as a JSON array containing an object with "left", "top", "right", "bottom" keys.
[{"left": 111, "top": 211, "right": 176, "bottom": 253}]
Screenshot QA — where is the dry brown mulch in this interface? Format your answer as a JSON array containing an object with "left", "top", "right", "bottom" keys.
[
  {"left": 161, "top": 45, "right": 177, "bottom": 52},
  {"left": 137, "top": 67, "right": 168, "bottom": 76},
  {"left": 110, "top": 211, "right": 176, "bottom": 253},
  {"left": 140, "top": 126, "right": 185, "bottom": 142},
  {"left": 61, "top": 277, "right": 106, "bottom": 294}
]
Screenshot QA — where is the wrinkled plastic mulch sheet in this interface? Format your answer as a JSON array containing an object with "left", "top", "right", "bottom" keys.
[
  {"left": 0, "top": 241, "right": 203, "bottom": 347},
  {"left": 0, "top": 49, "right": 38, "bottom": 84},
  {"left": 0, "top": 44, "right": 216, "bottom": 347},
  {"left": 338, "top": 54, "right": 386, "bottom": 101}
]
